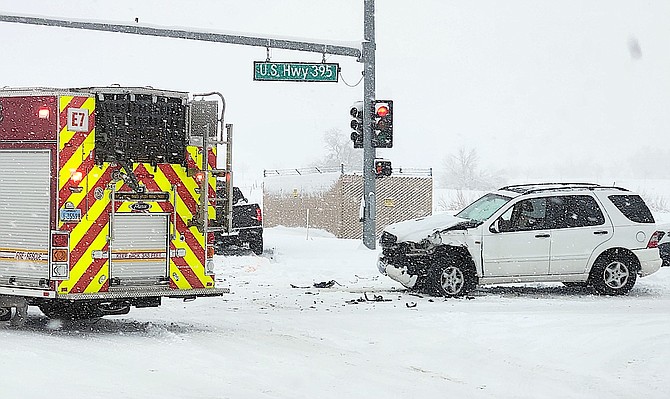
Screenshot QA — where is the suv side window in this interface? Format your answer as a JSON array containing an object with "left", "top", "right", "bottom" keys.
[
  {"left": 607, "top": 195, "right": 655, "bottom": 223},
  {"left": 548, "top": 195, "right": 605, "bottom": 229},
  {"left": 499, "top": 197, "right": 548, "bottom": 232}
]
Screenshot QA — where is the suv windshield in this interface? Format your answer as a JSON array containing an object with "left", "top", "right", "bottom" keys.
[{"left": 455, "top": 193, "right": 512, "bottom": 223}]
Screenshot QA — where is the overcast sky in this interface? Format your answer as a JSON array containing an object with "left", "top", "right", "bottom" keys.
[{"left": 1, "top": 0, "right": 669, "bottom": 184}]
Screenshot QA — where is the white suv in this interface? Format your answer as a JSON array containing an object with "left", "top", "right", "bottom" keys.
[{"left": 377, "top": 183, "right": 663, "bottom": 296}]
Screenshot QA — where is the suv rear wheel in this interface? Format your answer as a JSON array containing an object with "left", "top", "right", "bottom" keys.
[
  {"left": 590, "top": 252, "right": 638, "bottom": 295},
  {"left": 429, "top": 254, "right": 476, "bottom": 297}
]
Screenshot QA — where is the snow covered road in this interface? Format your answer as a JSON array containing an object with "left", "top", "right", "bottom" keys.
[{"left": 2, "top": 226, "right": 669, "bottom": 398}]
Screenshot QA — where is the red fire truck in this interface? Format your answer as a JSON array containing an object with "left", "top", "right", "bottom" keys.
[{"left": 0, "top": 86, "right": 229, "bottom": 323}]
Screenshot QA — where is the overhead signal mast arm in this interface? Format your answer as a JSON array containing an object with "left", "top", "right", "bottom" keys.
[{"left": 0, "top": 14, "right": 362, "bottom": 59}]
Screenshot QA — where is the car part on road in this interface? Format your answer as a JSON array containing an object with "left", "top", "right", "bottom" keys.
[{"left": 562, "top": 282, "right": 589, "bottom": 288}]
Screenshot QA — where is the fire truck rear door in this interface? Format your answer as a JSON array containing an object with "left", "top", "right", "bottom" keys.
[{"left": 109, "top": 213, "right": 169, "bottom": 287}]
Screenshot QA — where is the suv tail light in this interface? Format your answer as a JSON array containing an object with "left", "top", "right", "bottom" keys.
[
  {"left": 647, "top": 231, "right": 662, "bottom": 249},
  {"left": 256, "top": 207, "right": 263, "bottom": 223}
]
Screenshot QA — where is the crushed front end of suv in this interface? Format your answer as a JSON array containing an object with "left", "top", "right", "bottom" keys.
[{"left": 378, "top": 183, "right": 663, "bottom": 297}]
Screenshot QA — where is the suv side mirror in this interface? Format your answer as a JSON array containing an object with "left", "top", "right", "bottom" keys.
[{"left": 489, "top": 219, "right": 500, "bottom": 234}]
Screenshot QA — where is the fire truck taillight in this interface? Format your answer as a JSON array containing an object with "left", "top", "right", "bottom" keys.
[
  {"left": 50, "top": 231, "right": 70, "bottom": 281},
  {"left": 205, "top": 233, "right": 215, "bottom": 273},
  {"left": 205, "top": 259, "right": 215, "bottom": 276},
  {"left": 52, "top": 249, "right": 68, "bottom": 262},
  {"left": 52, "top": 234, "right": 68, "bottom": 247},
  {"left": 70, "top": 170, "right": 83, "bottom": 183},
  {"left": 38, "top": 107, "right": 50, "bottom": 119},
  {"left": 206, "top": 243, "right": 215, "bottom": 275},
  {"left": 195, "top": 171, "right": 205, "bottom": 184}
]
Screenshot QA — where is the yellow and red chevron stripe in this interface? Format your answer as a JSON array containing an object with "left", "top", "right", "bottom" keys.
[
  {"left": 186, "top": 146, "right": 218, "bottom": 219},
  {"left": 56, "top": 95, "right": 216, "bottom": 295}
]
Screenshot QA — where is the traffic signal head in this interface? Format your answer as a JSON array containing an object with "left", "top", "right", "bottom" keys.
[
  {"left": 374, "top": 159, "right": 392, "bottom": 177},
  {"left": 349, "top": 101, "right": 363, "bottom": 148},
  {"left": 373, "top": 100, "right": 393, "bottom": 148}
]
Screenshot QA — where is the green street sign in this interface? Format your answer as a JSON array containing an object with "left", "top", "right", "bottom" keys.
[{"left": 254, "top": 61, "right": 339, "bottom": 82}]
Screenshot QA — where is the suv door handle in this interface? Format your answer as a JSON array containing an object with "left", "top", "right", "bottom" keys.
[
  {"left": 593, "top": 231, "right": 609, "bottom": 235},
  {"left": 535, "top": 233, "right": 550, "bottom": 238}
]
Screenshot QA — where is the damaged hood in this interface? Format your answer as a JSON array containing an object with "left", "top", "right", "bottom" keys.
[{"left": 383, "top": 212, "right": 470, "bottom": 243}]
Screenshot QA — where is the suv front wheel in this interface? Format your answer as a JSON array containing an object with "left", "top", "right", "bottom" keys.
[
  {"left": 590, "top": 252, "right": 638, "bottom": 295},
  {"left": 429, "top": 254, "right": 476, "bottom": 297}
]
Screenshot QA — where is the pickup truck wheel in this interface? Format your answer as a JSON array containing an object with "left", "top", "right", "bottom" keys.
[
  {"left": 429, "top": 254, "right": 475, "bottom": 297},
  {"left": 248, "top": 231, "right": 263, "bottom": 255},
  {"left": 590, "top": 253, "right": 637, "bottom": 295}
]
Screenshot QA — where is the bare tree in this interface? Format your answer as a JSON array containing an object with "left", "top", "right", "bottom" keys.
[
  {"left": 311, "top": 128, "right": 362, "bottom": 169},
  {"left": 439, "top": 147, "right": 501, "bottom": 189}
]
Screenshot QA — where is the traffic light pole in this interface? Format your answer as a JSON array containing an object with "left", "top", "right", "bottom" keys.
[
  {"left": 362, "top": 0, "right": 377, "bottom": 249},
  {"left": 0, "top": 1, "right": 378, "bottom": 249}
]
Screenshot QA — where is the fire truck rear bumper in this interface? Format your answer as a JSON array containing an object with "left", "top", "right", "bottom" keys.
[{"left": 56, "top": 287, "right": 229, "bottom": 300}]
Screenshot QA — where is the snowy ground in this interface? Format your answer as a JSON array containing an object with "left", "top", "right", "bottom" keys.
[{"left": 2, "top": 226, "right": 670, "bottom": 399}]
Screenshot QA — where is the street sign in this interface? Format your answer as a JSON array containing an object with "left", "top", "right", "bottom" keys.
[{"left": 254, "top": 61, "right": 339, "bottom": 82}]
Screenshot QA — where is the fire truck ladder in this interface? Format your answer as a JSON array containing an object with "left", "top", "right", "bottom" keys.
[
  {"left": 191, "top": 92, "right": 233, "bottom": 237},
  {"left": 208, "top": 123, "right": 234, "bottom": 235}
]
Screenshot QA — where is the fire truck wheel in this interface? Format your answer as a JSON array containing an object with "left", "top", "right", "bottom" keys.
[{"left": 0, "top": 307, "right": 11, "bottom": 322}]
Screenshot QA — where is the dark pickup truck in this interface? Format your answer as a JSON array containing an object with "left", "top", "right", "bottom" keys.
[{"left": 213, "top": 184, "right": 264, "bottom": 255}]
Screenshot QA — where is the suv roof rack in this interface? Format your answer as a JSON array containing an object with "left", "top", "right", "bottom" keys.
[
  {"left": 499, "top": 183, "right": 629, "bottom": 195},
  {"left": 500, "top": 183, "right": 599, "bottom": 193}
]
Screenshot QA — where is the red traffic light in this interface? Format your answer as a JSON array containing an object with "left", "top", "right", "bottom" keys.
[
  {"left": 376, "top": 105, "right": 390, "bottom": 117},
  {"left": 374, "top": 159, "right": 392, "bottom": 177},
  {"left": 372, "top": 100, "right": 393, "bottom": 148}
]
